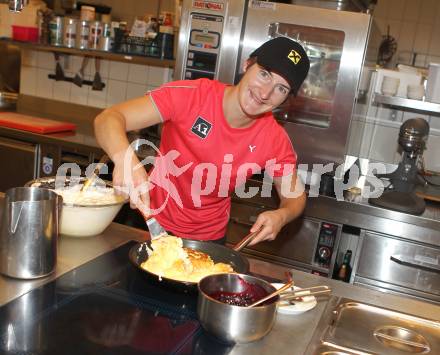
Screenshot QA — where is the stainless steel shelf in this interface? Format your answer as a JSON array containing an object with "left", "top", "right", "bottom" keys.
[
  {"left": 0, "top": 39, "right": 175, "bottom": 68},
  {"left": 373, "top": 93, "right": 440, "bottom": 115}
]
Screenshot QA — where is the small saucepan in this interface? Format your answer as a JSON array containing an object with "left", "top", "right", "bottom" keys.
[{"left": 197, "top": 273, "right": 279, "bottom": 344}]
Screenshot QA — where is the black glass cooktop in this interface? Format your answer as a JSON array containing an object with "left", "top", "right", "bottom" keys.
[{"left": 0, "top": 241, "right": 233, "bottom": 355}]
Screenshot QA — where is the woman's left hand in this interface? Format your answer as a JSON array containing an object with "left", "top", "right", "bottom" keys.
[{"left": 247, "top": 210, "right": 286, "bottom": 246}]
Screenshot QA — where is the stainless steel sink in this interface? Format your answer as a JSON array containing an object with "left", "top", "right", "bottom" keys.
[{"left": 306, "top": 297, "right": 440, "bottom": 354}]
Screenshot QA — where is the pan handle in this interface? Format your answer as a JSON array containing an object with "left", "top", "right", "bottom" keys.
[{"left": 232, "top": 228, "right": 262, "bottom": 251}]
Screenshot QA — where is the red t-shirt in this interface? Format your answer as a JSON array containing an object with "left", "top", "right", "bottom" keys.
[{"left": 148, "top": 78, "right": 297, "bottom": 240}]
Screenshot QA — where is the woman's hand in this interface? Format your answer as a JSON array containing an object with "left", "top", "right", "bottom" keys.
[{"left": 247, "top": 209, "right": 286, "bottom": 246}]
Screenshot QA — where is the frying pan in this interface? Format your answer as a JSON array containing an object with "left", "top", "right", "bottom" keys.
[{"left": 128, "top": 231, "right": 257, "bottom": 292}]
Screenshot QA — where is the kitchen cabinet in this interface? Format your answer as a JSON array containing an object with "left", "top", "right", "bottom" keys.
[{"left": 0, "top": 136, "right": 38, "bottom": 192}]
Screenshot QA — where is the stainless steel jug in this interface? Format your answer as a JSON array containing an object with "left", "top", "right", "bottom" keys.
[{"left": 0, "top": 187, "right": 61, "bottom": 279}]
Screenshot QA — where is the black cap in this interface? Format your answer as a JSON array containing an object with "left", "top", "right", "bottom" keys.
[{"left": 250, "top": 37, "right": 310, "bottom": 96}]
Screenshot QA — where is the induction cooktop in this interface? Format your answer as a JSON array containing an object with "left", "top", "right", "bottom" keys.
[{"left": 0, "top": 241, "right": 233, "bottom": 355}]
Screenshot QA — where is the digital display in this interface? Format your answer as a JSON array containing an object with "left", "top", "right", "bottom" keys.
[{"left": 194, "top": 33, "right": 215, "bottom": 44}]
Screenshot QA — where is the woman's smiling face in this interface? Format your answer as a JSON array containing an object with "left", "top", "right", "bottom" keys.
[{"left": 237, "top": 61, "right": 291, "bottom": 117}]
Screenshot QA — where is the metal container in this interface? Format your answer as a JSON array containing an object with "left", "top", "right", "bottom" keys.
[
  {"left": 197, "top": 273, "right": 278, "bottom": 343},
  {"left": 0, "top": 187, "right": 61, "bottom": 279},
  {"left": 77, "top": 20, "right": 89, "bottom": 49},
  {"left": 49, "top": 15, "right": 64, "bottom": 46},
  {"left": 63, "top": 17, "right": 77, "bottom": 48},
  {"left": 89, "top": 21, "right": 102, "bottom": 50}
]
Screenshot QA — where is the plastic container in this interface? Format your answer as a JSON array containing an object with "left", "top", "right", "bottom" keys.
[
  {"left": 425, "top": 63, "right": 440, "bottom": 104},
  {"left": 80, "top": 5, "right": 95, "bottom": 21},
  {"left": 12, "top": 26, "right": 39, "bottom": 43}
]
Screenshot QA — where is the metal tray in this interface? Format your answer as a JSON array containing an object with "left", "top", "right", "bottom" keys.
[{"left": 306, "top": 297, "right": 440, "bottom": 354}]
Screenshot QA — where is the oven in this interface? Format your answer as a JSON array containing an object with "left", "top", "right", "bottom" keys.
[
  {"left": 175, "top": 0, "right": 372, "bottom": 166},
  {"left": 226, "top": 177, "right": 343, "bottom": 277}
]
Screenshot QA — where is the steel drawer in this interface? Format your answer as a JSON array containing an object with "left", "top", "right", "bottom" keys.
[{"left": 356, "top": 232, "right": 440, "bottom": 296}]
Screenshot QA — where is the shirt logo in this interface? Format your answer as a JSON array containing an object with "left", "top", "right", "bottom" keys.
[
  {"left": 288, "top": 49, "right": 301, "bottom": 65},
  {"left": 249, "top": 145, "right": 256, "bottom": 152},
  {"left": 191, "top": 116, "right": 212, "bottom": 139}
]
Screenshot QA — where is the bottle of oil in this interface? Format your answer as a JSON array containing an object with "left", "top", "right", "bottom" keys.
[{"left": 337, "top": 250, "right": 352, "bottom": 282}]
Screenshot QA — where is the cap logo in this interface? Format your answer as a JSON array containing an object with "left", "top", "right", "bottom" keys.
[{"left": 288, "top": 49, "right": 301, "bottom": 65}]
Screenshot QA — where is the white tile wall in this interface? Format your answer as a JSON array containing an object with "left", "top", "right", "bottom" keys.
[
  {"left": 373, "top": 0, "right": 440, "bottom": 66},
  {"left": 19, "top": 50, "right": 173, "bottom": 109}
]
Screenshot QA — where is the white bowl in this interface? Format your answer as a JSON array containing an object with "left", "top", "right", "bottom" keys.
[{"left": 25, "top": 177, "right": 128, "bottom": 237}]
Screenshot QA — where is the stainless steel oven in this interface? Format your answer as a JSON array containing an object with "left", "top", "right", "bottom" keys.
[
  {"left": 175, "top": 0, "right": 372, "bottom": 167},
  {"left": 226, "top": 177, "right": 343, "bottom": 277}
]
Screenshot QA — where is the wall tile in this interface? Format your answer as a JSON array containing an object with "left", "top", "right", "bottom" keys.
[
  {"left": 428, "top": 116, "right": 440, "bottom": 130},
  {"left": 53, "top": 80, "right": 71, "bottom": 102},
  {"left": 374, "top": 0, "right": 390, "bottom": 18},
  {"left": 19, "top": 66, "right": 37, "bottom": 96},
  {"left": 97, "top": 59, "right": 110, "bottom": 79},
  {"left": 368, "top": 124, "right": 400, "bottom": 163},
  {"left": 126, "top": 82, "right": 147, "bottom": 100},
  {"left": 127, "top": 64, "right": 149, "bottom": 84},
  {"left": 35, "top": 69, "right": 53, "bottom": 99},
  {"left": 403, "top": 0, "right": 422, "bottom": 22},
  {"left": 397, "top": 21, "right": 417, "bottom": 52},
  {"left": 70, "top": 83, "right": 89, "bottom": 106},
  {"left": 419, "top": 0, "right": 438, "bottom": 25},
  {"left": 428, "top": 23, "right": 440, "bottom": 56},
  {"left": 413, "top": 24, "right": 433, "bottom": 54},
  {"left": 148, "top": 66, "right": 170, "bottom": 86},
  {"left": 423, "top": 134, "right": 440, "bottom": 171},
  {"left": 109, "top": 61, "right": 129, "bottom": 81},
  {"left": 88, "top": 85, "right": 108, "bottom": 108},
  {"left": 387, "top": 0, "right": 406, "bottom": 21},
  {"left": 106, "top": 79, "right": 128, "bottom": 106},
  {"left": 21, "top": 49, "right": 38, "bottom": 67},
  {"left": 37, "top": 51, "right": 54, "bottom": 70}
]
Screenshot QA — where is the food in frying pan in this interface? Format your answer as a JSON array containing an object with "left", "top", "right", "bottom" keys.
[{"left": 141, "top": 236, "right": 234, "bottom": 282}]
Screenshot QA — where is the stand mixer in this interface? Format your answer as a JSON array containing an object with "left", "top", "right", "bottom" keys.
[{"left": 369, "top": 118, "right": 429, "bottom": 215}]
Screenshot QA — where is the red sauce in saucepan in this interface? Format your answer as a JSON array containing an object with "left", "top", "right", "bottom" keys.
[{"left": 208, "top": 277, "right": 272, "bottom": 307}]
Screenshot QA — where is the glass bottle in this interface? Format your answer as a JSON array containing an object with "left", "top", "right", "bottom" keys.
[{"left": 337, "top": 250, "right": 352, "bottom": 282}]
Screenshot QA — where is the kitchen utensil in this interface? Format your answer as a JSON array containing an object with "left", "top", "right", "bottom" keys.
[
  {"left": 197, "top": 273, "right": 278, "bottom": 343},
  {"left": 128, "top": 231, "right": 257, "bottom": 292},
  {"left": 271, "top": 284, "right": 318, "bottom": 315},
  {"left": 73, "top": 56, "right": 89, "bottom": 87},
  {"left": 146, "top": 217, "right": 167, "bottom": 239},
  {"left": 279, "top": 285, "right": 332, "bottom": 301},
  {"left": 377, "top": 25, "right": 397, "bottom": 67},
  {"left": 247, "top": 280, "right": 294, "bottom": 307},
  {"left": 0, "top": 187, "right": 61, "bottom": 279},
  {"left": 53, "top": 52, "right": 65, "bottom": 81},
  {"left": 91, "top": 57, "right": 104, "bottom": 91},
  {"left": 0, "top": 112, "right": 76, "bottom": 134},
  {"left": 81, "top": 154, "right": 109, "bottom": 192}
]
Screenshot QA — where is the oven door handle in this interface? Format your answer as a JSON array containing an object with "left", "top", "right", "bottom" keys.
[{"left": 390, "top": 255, "right": 440, "bottom": 274}]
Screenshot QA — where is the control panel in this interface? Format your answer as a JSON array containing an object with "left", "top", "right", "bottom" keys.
[
  {"left": 313, "top": 222, "right": 339, "bottom": 268},
  {"left": 183, "top": 13, "right": 224, "bottom": 80}
]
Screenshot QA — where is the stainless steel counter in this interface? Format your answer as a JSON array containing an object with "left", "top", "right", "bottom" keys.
[{"left": 0, "top": 220, "right": 438, "bottom": 355}]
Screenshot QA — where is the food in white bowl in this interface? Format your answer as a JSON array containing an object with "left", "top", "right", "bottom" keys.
[{"left": 26, "top": 177, "right": 128, "bottom": 237}]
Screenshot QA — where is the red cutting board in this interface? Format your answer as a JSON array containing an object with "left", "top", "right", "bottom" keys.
[{"left": 0, "top": 113, "right": 77, "bottom": 134}]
